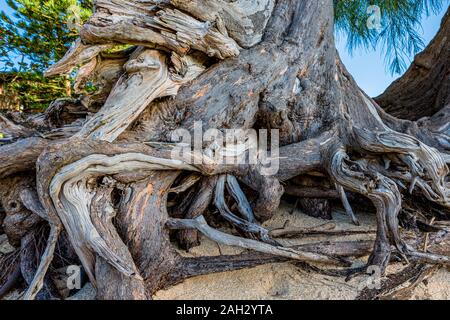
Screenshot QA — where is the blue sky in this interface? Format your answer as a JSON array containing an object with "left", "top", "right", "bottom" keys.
[
  {"left": 336, "top": 7, "right": 448, "bottom": 96},
  {"left": 0, "top": 1, "right": 447, "bottom": 97}
]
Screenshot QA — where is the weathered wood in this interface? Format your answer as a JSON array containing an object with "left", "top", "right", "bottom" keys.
[
  {"left": 0, "top": 138, "right": 49, "bottom": 179},
  {"left": 0, "top": 115, "right": 34, "bottom": 141},
  {"left": 92, "top": 182, "right": 146, "bottom": 300},
  {"left": 269, "top": 224, "right": 376, "bottom": 239},
  {"left": 16, "top": 207, "right": 60, "bottom": 301},
  {"left": 167, "top": 216, "right": 344, "bottom": 265},
  {"left": 214, "top": 175, "right": 276, "bottom": 244},
  {"left": 45, "top": 39, "right": 113, "bottom": 78},
  {"left": 0, "top": 176, "right": 42, "bottom": 246},
  {"left": 0, "top": 250, "right": 21, "bottom": 299},
  {"left": 21, "top": 228, "right": 61, "bottom": 300},
  {"left": 336, "top": 184, "right": 360, "bottom": 226}
]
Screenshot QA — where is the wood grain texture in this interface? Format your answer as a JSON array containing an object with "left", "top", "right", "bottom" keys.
[{"left": 0, "top": 0, "right": 448, "bottom": 300}]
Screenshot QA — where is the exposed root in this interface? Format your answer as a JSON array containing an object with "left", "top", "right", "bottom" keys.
[
  {"left": 19, "top": 188, "right": 47, "bottom": 220},
  {"left": 90, "top": 181, "right": 144, "bottom": 280},
  {"left": 328, "top": 142, "right": 450, "bottom": 272},
  {"left": 47, "top": 152, "right": 197, "bottom": 282},
  {"left": 214, "top": 175, "right": 277, "bottom": 245},
  {"left": 168, "top": 239, "right": 373, "bottom": 289},
  {"left": 2, "top": 0, "right": 449, "bottom": 301},
  {"left": 336, "top": 184, "right": 360, "bottom": 226},
  {"left": 167, "top": 216, "right": 346, "bottom": 266},
  {"left": 240, "top": 167, "right": 285, "bottom": 222},
  {"left": 169, "top": 174, "right": 202, "bottom": 194},
  {"left": 0, "top": 137, "right": 49, "bottom": 179},
  {"left": 176, "top": 176, "right": 218, "bottom": 250},
  {"left": 269, "top": 223, "right": 376, "bottom": 239},
  {"left": 22, "top": 224, "right": 61, "bottom": 300},
  {"left": 20, "top": 133, "right": 448, "bottom": 299},
  {"left": 357, "top": 263, "right": 439, "bottom": 300},
  {"left": 408, "top": 250, "right": 450, "bottom": 265},
  {"left": 0, "top": 249, "right": 21, "bottom": 299},
  {"left": 353, "top": 127, "right": 449, "bottom": 208},
  {"left": 44, "top": 38, "right": 113, "bottom": 78},
  {"left": 293, "top": 240, "right": 374, "bottom": 259},
  {"left": 226, "top": 175, "right": 256, "bottom": 223},
  {"left": 74, "top": 49, "right": 205, "bottom": 142}
]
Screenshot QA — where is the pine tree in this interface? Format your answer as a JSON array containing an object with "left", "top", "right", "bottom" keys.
[
  {"left": 334, "top": 0, "right": 446, "bottom": 74},
  {"left": 0, "top": 0, "right": 447, "bottom": 111},
  {"left": 0, "top": 0, "right": 92, "bottom": 110}
]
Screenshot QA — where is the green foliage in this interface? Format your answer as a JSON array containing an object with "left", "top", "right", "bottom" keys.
[
  {"left": 0, "top": 0, "right": 92, "bottom": 110},
  {"left": 0, "top": 72, "right": 69, "bottom": 111},
  {"left": 334, "top": 0, "right": 447, "bottom": 74}
]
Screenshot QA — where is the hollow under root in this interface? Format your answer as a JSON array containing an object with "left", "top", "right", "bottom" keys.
[{"left": 328, "top": 142, "right": 450, "bottom": 273}]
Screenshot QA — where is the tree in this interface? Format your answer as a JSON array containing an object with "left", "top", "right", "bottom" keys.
[
  {"left": 0, "top": 0, "right": 444, "bottom": 111},
  {"left": 0, "top": 0, "right": 93, "bottom": 110},
  {"left": 0, "top": 0, "right": 449, "bottom": 300}
]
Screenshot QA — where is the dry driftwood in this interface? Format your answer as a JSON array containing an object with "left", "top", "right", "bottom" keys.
[{"left": 0, "top": 0, "right": 449, "bottom": 300}]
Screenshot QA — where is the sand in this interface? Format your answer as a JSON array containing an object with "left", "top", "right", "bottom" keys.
[{"left": 2, "top": 203, "right": 449, "bottom": 300}]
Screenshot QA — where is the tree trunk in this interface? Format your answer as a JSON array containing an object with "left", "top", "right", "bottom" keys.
[
  {"left": 0, "top": 0, "right": 449, "bottom": 300},
  {"left": 376, "top": 7, "right": 450, "bottom": 121}
]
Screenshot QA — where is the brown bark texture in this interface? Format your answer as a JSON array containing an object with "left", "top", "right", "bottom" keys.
[{"left": 0, "top": 0, "right": 449, "bottom": 300}]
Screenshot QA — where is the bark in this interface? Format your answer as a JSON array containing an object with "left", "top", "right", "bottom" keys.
[{"left": 0, "top": 0, "right": 449, "bottom": 300}]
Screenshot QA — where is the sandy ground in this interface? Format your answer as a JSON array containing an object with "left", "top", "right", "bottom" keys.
[
  {"left": 155, "top": 203, "right": 450, "bottom": 300},
  {"left": 2, "top": 203, "right": 450, "bottom": 300}
]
